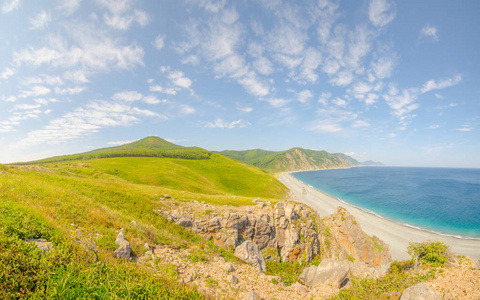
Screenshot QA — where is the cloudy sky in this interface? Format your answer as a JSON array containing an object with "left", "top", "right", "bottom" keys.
[{"left": 1, "top": 0, "right": 479, "bottom": 167}]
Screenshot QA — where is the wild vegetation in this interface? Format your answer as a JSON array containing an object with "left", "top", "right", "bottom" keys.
[{"left": 219, "top": 147, "right": 361, "bottom": 174}]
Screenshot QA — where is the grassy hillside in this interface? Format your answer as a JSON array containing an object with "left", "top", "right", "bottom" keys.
[
  {"left": 219, "top": 147, "right": 362, "bottom": 173},
  {"left": 17, "top": 136, "right": 211, "bottom": 165}
]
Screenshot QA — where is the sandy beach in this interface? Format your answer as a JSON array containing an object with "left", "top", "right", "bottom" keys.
[{"left": 279, "top": 172, "right": 480, "bottom": 261}]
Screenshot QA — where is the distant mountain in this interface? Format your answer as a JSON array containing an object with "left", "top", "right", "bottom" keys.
[
  {"left": 17, "top": 136, "right": 211, "bottom": 164},
  {"left": 218, "top": 147, "right": 362, "bottom": 173},
  {"left": 362, "top": 160, "right": 385, "bottom": 166}
]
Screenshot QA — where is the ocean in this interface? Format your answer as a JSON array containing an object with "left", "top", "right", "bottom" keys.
[{"left": 292, "top": 167, "right": 480, "bottom": 239}]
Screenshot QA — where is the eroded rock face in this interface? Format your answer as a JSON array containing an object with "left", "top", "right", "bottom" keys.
[
  {"left": 234, "top": 240, "right": 266, "bottom": 271},
  {"left": 400, "top": 282, "right": 441, "bottom": 300},
  {"left": 114, "top": 232, "right": 131, "bottom": 259},
  {"left": 319, "top": 207, "right": 391, "bottom": 273}
]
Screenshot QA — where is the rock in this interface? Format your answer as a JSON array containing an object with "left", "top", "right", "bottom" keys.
[
  {"left": 114, "top": 232, "right": 132, "bottom": 259},
  {"left": 257, "top": 202, "right": 266, "bottom": 208},
  {"left": 176, "top": 216, "right": 193, "bottom": 227},
  {"left": 164, "top": 194, "right": 171, "bottom": 199},
  {"left": 253, "top": 198, "right": 261, "bottom": 203},
  {"left": 227, "top": 274, "right": 238, "bottom": 285},
  {"left": 234, "top": 240, "right": 267, "bottom": 272},
  {"left": 224, "top": 262, "right": 235, "bottom": 272},
  {"left": 253, "top": 219, "right": 275, "bottom": 250},
  {"left": 244, "top": 290, "right": 261, "bottom": 300},
  {"left": 144, "top": 243, "right": 150, "bottom": 250},
  {"left": 400, "top": 282, "right": 441, "bottom": 300},
  {"left": 26, "top": 239, "right": 53, "bottom": 252},
  {"left": 214, "top": 228, "right": 239, "bottom": 250},
  {"left": 291, "top": 282, "right": 308, "bottom": 294},
  {"left": 298, "top": 259, "right": 350, "bottom": 288},
  {"left": 130, "top": 220, "right": 137, "bottom": 227}
]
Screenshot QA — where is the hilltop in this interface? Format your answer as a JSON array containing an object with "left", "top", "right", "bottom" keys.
[
  {"left": 17, "top": 136, "right": 211, "bottom": 164},
  {"left": 218, "top": 147, "right": 362, "bottom": 174}
]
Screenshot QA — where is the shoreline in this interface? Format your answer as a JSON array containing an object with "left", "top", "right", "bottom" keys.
[{"left": 279, "top": 172, "right": 480, "bottom": 261}]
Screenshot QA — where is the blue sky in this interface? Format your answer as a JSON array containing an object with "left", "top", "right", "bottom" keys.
[{"left": 1, "top": 0, "right": 479, "bottom": 167}]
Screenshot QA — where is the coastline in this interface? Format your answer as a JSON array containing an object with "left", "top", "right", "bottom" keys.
[{"left": 279, "top": 172, "right": 480, "bottom": 261}]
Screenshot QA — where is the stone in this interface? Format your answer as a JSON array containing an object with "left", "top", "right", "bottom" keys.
[
  {"left": 244, "top": 290, "right": 261, "bottom": 300},
  {"left": 234, "top": 240, "right": 267, "bottom": 271},
  {"left": 291, "top": 282, "right": 308, "bottom": 294},
  {"left": 224, "top": 262, "right": 235, "bottom": 272},
  {"left": 257, "top": 202, "right": 266, "bottom": 208},
  {"left": 176, "top": 216, "right": 193, "bottom": 227},
  {"left": 227, "top": 274, "right": 238, "bottom": 285},
  {"left": 298, "top": 259, "right": 350, "bottom": 288},
  {"left": 130, "top": 220, "right": 137, "bottom": 227},
  {"left": 214, "top": 228, "right": 239, "bottom": 250},
  {"left": 164, "top": 194, "right": 171, "bottom": 199},
  {"left": 114, "top": 232, "right": 132, "bottom": 259},
  {"left": 253, "top": 219, "right": 275, "bottom": 250},
  {"left": 26, "top": 239, "right": 53, "bottom": 252},
  {"left": 400, "top": 282, "right": 441, "bottom": 300}
]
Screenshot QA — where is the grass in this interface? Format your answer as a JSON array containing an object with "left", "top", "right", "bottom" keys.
[
  {"left": 1, "top": 147, "right": 288, "bottom": 298},
  {"left": 265, "top": 260, "right": 304, "bottom": 286}
]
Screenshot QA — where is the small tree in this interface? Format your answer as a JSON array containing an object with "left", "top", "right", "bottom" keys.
[
  {"left": 71, "top": 228, "right": 99, "bottom": 262},
  {"left": 408, "top": 241, "right": 448, "bottom": 266}
]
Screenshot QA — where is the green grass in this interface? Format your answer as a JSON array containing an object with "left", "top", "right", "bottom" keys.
[
  {"left": 219, "top": 147, "right": 361, "bottom": 173},
  {"left": 265, "top": 260, "right": 304, "bottom": 286}
]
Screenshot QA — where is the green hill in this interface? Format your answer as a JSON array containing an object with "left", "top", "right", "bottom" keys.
[
  {"left": 219, "top": 147, "right": 362, "bottom": 173},
  {"left": 17, "top": 136, "right": 211, "bottom": 164}
]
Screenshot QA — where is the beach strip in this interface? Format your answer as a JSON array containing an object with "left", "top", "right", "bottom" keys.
[{"left": 279, "top": 172, "right": 480, "bottom": 261}]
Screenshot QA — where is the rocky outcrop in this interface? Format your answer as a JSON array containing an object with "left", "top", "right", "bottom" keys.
[
  {"left": 318, "top": 207, "right": 391, "bottom": 275},
  {"left": 158, "top": 201, "right": 321, "bottom": 265},
  {"left": 114, "top": 232, "right": 132, "bottom": 259},
  {"left": 400, "top": 282, "right": 441, "bottom": 300},
  {"left": 26, "top": 238, "right": 53, "bottom": 252},
  {"left": 298, "top": 259, "right": 350, "bottom": 288},
  {"left": 234, "top": 240, "right": 266, "bottom": 271}
]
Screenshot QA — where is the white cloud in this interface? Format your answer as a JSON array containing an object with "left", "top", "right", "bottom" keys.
[
  {"left": 14, "top": 27, "right": 144, "bottom": 73},
  {"left": 13, "top": 100, "right": 166, "bottom": 148},
  {"left": 30, "top": 10, "right": 50, "bottom": 30},
  {"left": 352, "top": 120, "right": 370, "bottom": 128},
  {"left": 204, "top": 118, "right": 250, "bottom": 129},
  {"left": 1, "top": 0, "right": 20, "bottom": 14},
  {"left": 371, "top": 55, "right": 395, "bottom": 79},
  {"left": 457, "top": 126, "right": 473, "bottom": 132},
  {"left": 332, "top": 97, "right": 347, "bottom": 107},
  {"left": 107, "top": 139, "right": 135, "bottom": 145},
  {"left": 167, "top": 70, "right": 192, "bottom": 89},
  {"left": 309, "top": 108, "right": 358, "bottom": 133},
  {"left": 344, "top": 152, "right": 355, "bottom": 156},
  {"left": 238, "top": 107, "right": 253, "bottom": 112},
  {"left": 1, "top": 96, "right": 16, "bottom": 102},
  {"left": 0, "top": 67, "right": 15, "bottom": 80},
  {"left": 265, "top": 98, "right": 290, "bottom": 108},
  {"left": 429, "top": 124, "right": 441, "bottom": 129},
  {"left": 297, "top": 90, "right": 313, "bottom": 103},
  {"left": 57, "top": 0, "right": 82, "bottom": 15},
  {"left": 112, "top": 91, "right": 143, "bottom": 102},
  {"left": 19, "top": 85, "right": 51, "bottom": 98},
  {"left": 143, "top": 95, "right": 164, "bottom": 105},
  {"left": 96, "top": 0, "right": 149, "bottom": 30},
  {"left": 54, "top": 86, "right": 85, "bottom": 95},
  {"left": 365, "top": 93, "right": 378, "bottom": 105},
  {"left": 318, "top": 92, "right": 331, "bottom": 105},
  {"left": 15, "top": 103, "right": 41, "bottom": 110},
  {"left": 434, "top": 93, "right": 443, "bottom": 99},
  {"left": 420, "top": 74, "right": 462, "bottom": 94},
  {"left": 149, "top": 85, "right": 177, "bottom": 95},
  {"left": 63, "top": 70, "right": 89, "bottom": 83},
  {"left": 420, "top": 25, "right": 439, "bottom": 42},
  {"left": 369, "top": 0, "right": 395, "bottom": 27},
  {"left": 330, "top": 71, "right": 353, "bottom": 86},
  {"left": 154, "top": 35, "right": 165, "bottom": 50},
  {"left": 179, "top": 104, "right": 195, "bottom": 115},
  {"left": 192, "top": 0, "right": 226, "bottom": 12}
]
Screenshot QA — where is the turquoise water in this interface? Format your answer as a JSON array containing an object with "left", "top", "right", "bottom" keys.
[{"left": 292, "top": 167, "right": 480, "bottom": 239}]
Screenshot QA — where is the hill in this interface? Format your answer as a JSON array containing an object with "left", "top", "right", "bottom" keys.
[
  {"left": 362, "top": 160, "right": 385, "bottom": 166},
  {"left": 17, "top": 136, "right": 211, "bottom": 164},
  {"left": 219, "top": 147, "right": 362, "bottom": 173}
]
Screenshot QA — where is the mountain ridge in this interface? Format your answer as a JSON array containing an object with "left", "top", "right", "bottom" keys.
[{"left": 218, "top": 147, "right": 362, "bottom": 173}]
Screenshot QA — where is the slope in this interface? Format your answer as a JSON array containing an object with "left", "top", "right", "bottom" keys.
[
  {"left": 219, "top": 147, "right": 362, "bottom": 173},
  {"left": 18, "top": 136, "right": 211, "bottom": 164}
]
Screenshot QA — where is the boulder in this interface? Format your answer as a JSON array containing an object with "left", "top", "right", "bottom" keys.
[
  {"left": 224, "top": 262, "right": 235, "bottom": 272},
  {"left": 227, "top": 274, "right": 239, "bottom": 285},
  {"left": 26, "top": 239, "right": 53, "bottom": 252},
  {"left": 400, "top": 282, "right": 441, "bottom": 300},
  {"left": 234, "top": 240, "right": 266, "bottom": 271},
  {"left": 253, "top": 219, "right": 275, "bottom": 250},
  {"left": 176, "top": 216, "right": 193, "bottom": 227},
  {"left": 214, "top": 228, "right": 239, "bottom": 250},
  {"left": 244, "top": 290, "right": 261, "bottom": 300},
  {"left": 298, "top": 259, "right": 350, "bottom": 288},
  {"left": 114, "top": 232, "right": 132, "bottom": 259}
]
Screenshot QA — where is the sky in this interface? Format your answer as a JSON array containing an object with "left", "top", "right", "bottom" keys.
[{"left": 0, "top": 0, "right": 479, "bottom": 167}]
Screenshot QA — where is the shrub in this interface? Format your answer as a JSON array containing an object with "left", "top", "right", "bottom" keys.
[{"left": 408, "top": 241, "right": 449, "bottom": 266}]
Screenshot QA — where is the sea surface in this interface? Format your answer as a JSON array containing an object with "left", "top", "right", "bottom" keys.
[{"left": 292, "top": 167, "right": 480, "bottom": 239}]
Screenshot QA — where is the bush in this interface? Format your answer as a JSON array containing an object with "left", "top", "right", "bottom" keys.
[{"left": 408, "top": 241, "right": 449, "bottom": 266}]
